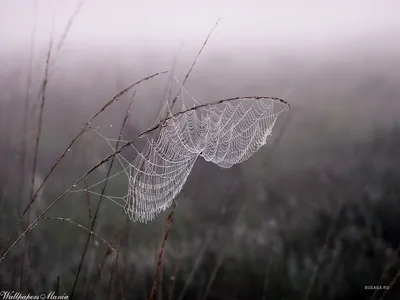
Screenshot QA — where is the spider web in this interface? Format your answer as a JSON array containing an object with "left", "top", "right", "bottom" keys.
[{"left": 72, "top": 76, "right": 290, "bottom": 223}]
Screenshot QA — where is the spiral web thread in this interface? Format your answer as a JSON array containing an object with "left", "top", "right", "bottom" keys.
[{"left": 75, "top": 76, "right": 289, "bottom": 223}]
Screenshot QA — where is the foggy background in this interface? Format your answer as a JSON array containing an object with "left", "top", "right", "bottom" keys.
[{"left": 1, "top": 1, "right": 400, "bottom": 299}]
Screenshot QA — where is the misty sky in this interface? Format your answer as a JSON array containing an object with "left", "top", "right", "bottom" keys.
[
  {"left": 1, "top": 0, "right": 399, "bottom": 138},
  {"left": 1, "top": 0, "right": 400, "bottom": 54}
]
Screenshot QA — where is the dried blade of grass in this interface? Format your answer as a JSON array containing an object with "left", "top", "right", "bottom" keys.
[
  {"left": 168, "top": 263, "right": 180, "bottom": 300},
  {"left": 118, "top": 274, "right": 126, "bottom": 300},
  {"left": 39, "top": 216, "right": 115, "bottom": 253},
  {"left": 29, "top": 12, "right": 54, "bottom": 207},
  {"left": 70, "top": 92, "right": 135, "bottom": 299},
  {"left": 20, "top": 0, "right": 38, "bottom": 212},
  {"left": 18, "top": 4, "right": 38, "bottom": 286},
  {"left": 51, "top": 0, "right": 84, "bottom": 66},
  {"left": 158, "top": 241, "right": 164, "bottom": 300},
  {"left": 118, "top": 214, "right": 131, "bottom": 297},
  {"left": 177, "top": 234, "right": 212, "bottom": 300},
  {"left": 144, "top": 280, "right": 148, "bottom": 300},
  {"left": 96, "top": 229, "right": 117, "bottom": 279},
  {"left": 84, "top": 177, "right": 93, "bottom": 219},
  {"left": 83, "top": 150, "right": 93, "bottom": 219},
  {"left": 31, "top": 0, "right": 84, "bottom": 115},
  {"left": 90, "top": 223, "right": 125, "bottom": 300},
  {"left": 105, "top": 244, "right": 118, "bottom": 300},
  {"left": 371, "top": 249, "right": 398, "bottom": 300},
  {"left": 170, "top": 17, "right": 221, "bottom": 110},
  {"left": 377, "top": 259, "right": 400, "bottom": 300},
  {"left": 201, "top": 200, "right": 248, "bottom": 300},
  {"left": 87, "top": 226, "right": 120, "bottom": 297},
  {"left": 0, "top": 72, "right": 166, "bottom": 257},
  {"left": 12, "top": 214, "right": 114, "bottom": 296},
  {"left": 0, "top": 95, "right": 288, "bottom": 265},
  {"left": 149, "top": 207, "right": 175, "bottom": 300},
  {"left": 55, "top": 276, "right": 60, "bottom": 296},
  {"left": 87, "top": 228, "right": 118, "bottom": 298},
  {"left": 303, "top": 203, "right": 343, "bottom": 300},
  {"left": 21, "top": 16, "right": 54, "bottom": 291},
  {"left": 261, "top": 255, "right": 274, "bottom": 300},
  {"left": 17, "top": 225, "right": 36, "bottom": 292},
  {"left": 154, "top": 41, "right": 184, "bottom": 123},
  {"left": 371, "top": 245, "right": 400, "bottom": 300}
]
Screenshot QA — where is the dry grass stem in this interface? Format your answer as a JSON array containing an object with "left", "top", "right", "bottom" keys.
[
  {"left": 170, "top": 17, "right": 221, "bottom": 110},
  {"left": 39, "top": 216, "right": 115, "bottom": 253},
  {"left": 70, "top": 92, "right": 135, "bottom": 298},
  {"left": 149, "top": 208, "right": 175, "bottom": 300},
  {"left": 303, "top": 203, "right": 343, "bottom": 300}
]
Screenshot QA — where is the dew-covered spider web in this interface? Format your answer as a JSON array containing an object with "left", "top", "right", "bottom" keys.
[{"left": 72, "top": 75, "right": 290, "bottom": 223}]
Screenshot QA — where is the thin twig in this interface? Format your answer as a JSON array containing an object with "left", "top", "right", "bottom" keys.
[
  {"left": 168, "top": 263, "right": 180, "bottom": 300},
  {"left": 303, "top": 204, "right": 343, "bottom": 300},
  {"left": 20, "top": 0, "right": 38, "bottom": 213},
  {"left": 149, "top": 207, "right": 175, "bottom": 300},
  {"left": 39, "top": 216, "right": 115, "bottom": 253},
  {"left": 105, "top": 247, "right": 118, "bottom": 300},
  {"left": 32, "top": 0, "right": 85, "bottom": 114},
  {"left": 177, "top": 234, "right": 212, "bottom": 300},
  {"left": 82, "top": 146, "right": 93, "bottom": 219},
  {"left": 158, "top": 242, "right": 164, "bottom": 300},
  {"left": 261, "top": 255, "right": 274, "bottom": 300},
  {"left": 87, "top": 97, "right": 135, "bottom": 298},
  {"left": 371, "top": 245, "right": 400, "bottom": 300},
  {"left": 87, "top": 229, "right": 117, "bottom": 298},
  {"left": 55, "top": 276, "right": 60, "bottom": 296},
  {"left": 51, "top": 0, "right": 84, "bottom": 65},
  {"left": 29, "top": 11, "right": 54, "bottom": 210},
  {"left": 119, "top": 214, "right": 132, "bottom": 297},
  {"left": 170, "top": 17, "right": 221, "bottom": 110},
  {"left": 104, "top": 214, "right": 130, "bottom": 300},
  {"left": 84, "top": 177, "right": 93, "bottom": 219},
  {"left": 378, "top": 261, "right": 400, "bottom": 300},
  {"left": 22, "top": 16, "right": 54, "bottom": 291},
  {"left": 201, "top": 201, "right": 248, "bottom": 300},
  {"left": 70, "top": 92, "right": 136, "bottom": 299}
]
